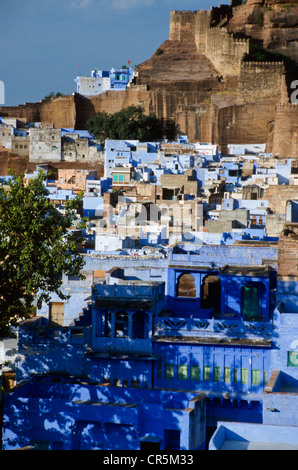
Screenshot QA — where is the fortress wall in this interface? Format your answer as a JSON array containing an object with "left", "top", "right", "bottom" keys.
[
  {"left": 0, "top": 95, "right": 77, "bottom": 129},
  {"left": 194, "top": 10, "right": 210, "bottom": 54},
  {"left": 0, "top": 102, "right": 41, "bottom": 123},
  {"left": 169, "top": 10, "right": 198, "bottom": 42},
  {"left": 213, "top": 99, "right": 277, "bottom": 154},
  {"left": 205, "top": 27, "right": 250, "bottom": 76},
  {"left": 39, "top": 95, "right": 77, "bottom": 129},
  {"left": 169, "top": 9, "right": 250, "bottom": 76},
  {"left": 271, "top": 103, "right": 298, "bottom": 158},
  {"left": 237, "top": 61, "right": 284, "bottom": 104}
]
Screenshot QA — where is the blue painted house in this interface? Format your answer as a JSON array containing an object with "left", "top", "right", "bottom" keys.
[{"left": 3, "top": 227, "right": 298, "bottom": 450}]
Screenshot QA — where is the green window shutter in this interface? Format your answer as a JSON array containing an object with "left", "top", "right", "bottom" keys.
[
  {"left": 203, "top": 366, "right": 210, "bottom": 381},
  {"left": 165, "top": 364, "right": 174, "bottom": 379},
  {"left": 177, "top": 365, "right": 187, "bottom": 381},
  {"left": 190, "top": 365, "right": 200, "bottom": 381},
  {"left": 241, "top": 368, "right": 248, "bottom": 384},
  {"left": 213, "top": 366, "right": 221, "bottom": 382},
  {"left": 224, "top": 367, "right": 231, "bottom": 383},
  {"left": 241, "top": 286, "right": 259, "bottom": 319},
  {"left": 288, "top": 351, "right": 298, "bottom": 367},
  {"left": 113, "top": 174, "right": 118, "bottom": 182},
  {"left": 119, "top": 174, "right": 124, "bottom": 182},
  {"left": 252, "top": 369, "right": 260, "bottom": 385}
]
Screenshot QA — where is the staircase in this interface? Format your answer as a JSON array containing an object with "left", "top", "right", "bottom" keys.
[{"left": 70, "top": 301, "right": 92, "bottom": 327}]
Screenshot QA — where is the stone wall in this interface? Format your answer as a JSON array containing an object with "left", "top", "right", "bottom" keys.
[
  {"left": 213, "top": 99, "right": 277, "bottom": 154},
  {"left": 264, "top": 184, "right": 298, "bottom": 216},
  {"left": 278, "top": 226, "right": 298, "bottom": 279},
  {"left": 271, "top": 103, "right": 298, "bottom": 158},
  {"left": 169, "top": 10, "right": 198, "bottom": 43},
  {"left": 0, "top": 95, "right": 77, "bottom": 130},
  {"left": 237, "top": 61, "right": 284, "bottom": 104},
  {"left": 29, "top": 127, "right": 62, "bottom": 162},
  {"left": 169, "top": 8, "right": 250, "bottom": 77},
  {"left": 205, "top": 27, "right": 249, "bottom": 76}
]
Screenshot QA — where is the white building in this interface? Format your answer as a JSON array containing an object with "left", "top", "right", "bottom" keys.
[{"left": 95, "top": 233, "right": 135, "bottom": 252}]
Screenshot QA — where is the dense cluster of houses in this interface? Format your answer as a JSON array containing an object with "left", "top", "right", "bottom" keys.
[{"left": 1, "top": 115, "right": 298, "bottom": 451}]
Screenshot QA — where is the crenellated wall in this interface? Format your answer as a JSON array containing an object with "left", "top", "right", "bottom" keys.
[
  {"left": 237, "top": 60, "right": 284, "bottom": 104},
  {"left": 169, "top": 7, "right": 250, "bottom": 76},
  {"left": 205, "top": 27, "right": 250, "bottom": 76}
]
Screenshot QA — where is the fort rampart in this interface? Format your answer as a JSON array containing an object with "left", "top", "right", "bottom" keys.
[{"left": 169, "top": 8, "right": 250, "bottom": 76}]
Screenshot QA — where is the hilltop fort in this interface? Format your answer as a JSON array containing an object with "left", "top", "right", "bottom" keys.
[{"left": 0, "top": 0, "right": 297, "bottom": 158}]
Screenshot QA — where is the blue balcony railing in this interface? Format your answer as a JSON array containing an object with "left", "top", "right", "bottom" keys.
[{"left": 153, "top": 316, "right": 273, "bottom": 341}]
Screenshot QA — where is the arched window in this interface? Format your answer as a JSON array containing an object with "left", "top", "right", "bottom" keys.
[{"left": 176, "top": 273, "right": 196, "bottom": 298}]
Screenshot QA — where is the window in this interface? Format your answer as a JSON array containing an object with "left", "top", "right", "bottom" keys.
[
  {"left": 101, "top": 312, "right": 112, "bottom": 337},
  {"left": 177, "top": 365, "right": 187, "bottom": 381},
  {"left": 190, "top": 365, "right": 200, "bottom": 381},
  {"left": 119, "top": 174, "right": 124, "bottom": 183},
  {"left": 252, "top": 369, "right": 260, "bottom": 385},
  {"left": 49, "top": 302, "right": 64, "bottom": 326},
  {"left": 234, "top": 369, "right": 238, "bottom": 383},
  {"left": 241, "top": 286, "right": 259, "bottom": 319},
  {"left": 115, "top": 311, "right": 128, "bottom": 338},
  {"left": 224, "top": 367, "right": 231, "bottom": 383},
  {"left": 176, "top": 273, "right": 196, "bottom": 298},
  {"left": 165, "top": 364, "right": 174, "bottom": 380},
  {"left": 213, "top": 367, "right": 221, "bottom": 382},
  {"left": 288, "top": 351, "right": 298, "bottom": 367},
  {"left": 113, "top": 174, "right": 118, "bottom": 182},
  {"left": 203, "top": 366, "right": 210, "bottom": 381},
  {"left": 30, "top": 440, "right": 49, "bottom": 450},
  {"left": 201, "top": 275, "right": 221, "bottom": 313},
  {"left": 241, "top": 368, "right": 248, "bottom": 384}
]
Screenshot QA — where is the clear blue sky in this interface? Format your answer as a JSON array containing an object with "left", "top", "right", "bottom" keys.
[{"left": 0, "top": 0, "right": 227, "bottom": 107}]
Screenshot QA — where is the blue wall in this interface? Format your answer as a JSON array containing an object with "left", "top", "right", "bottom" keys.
[{"left": 2, "top": 382, "right": 205, "bottom": 450}]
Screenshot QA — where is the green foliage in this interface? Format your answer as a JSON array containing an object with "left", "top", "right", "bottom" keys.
[
  {"left": 255, "top": 11, "right": 264, "bottom": 27},
  {"left": 0, "top": 171, "right": 86, "bottom": 337},
  {"left": 86, "top": 105, "right": 166, "bottom": 143},
  {"left": 249, "top": 44, "right": 288, "bottom": 63},
  {"left": 44, "top": 91, "right": 64, "bottom": 100}
]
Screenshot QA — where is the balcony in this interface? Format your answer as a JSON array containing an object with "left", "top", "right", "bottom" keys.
[{"left": 153, "top": 316, "right": 273, "bottom": 346}]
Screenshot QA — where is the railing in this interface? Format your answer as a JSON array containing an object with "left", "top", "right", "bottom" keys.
[
  {"left": 153, "top": 316, "right": 273, "bottom": 340},
  {"left": 19, "top": 326, "right": 92, "bottom": 348}
]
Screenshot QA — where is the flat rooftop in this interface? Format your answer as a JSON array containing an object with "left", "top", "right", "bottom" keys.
[
  {"left": 220, "top": 440, "right": 298, "bottom": 450},
  {"left": 209, "top": 422, "right": 298, "bottom": 450}
]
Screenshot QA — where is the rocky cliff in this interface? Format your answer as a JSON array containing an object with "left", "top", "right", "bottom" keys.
[{"left": 0, "top": 0, "right": 297, "bottom": 158}]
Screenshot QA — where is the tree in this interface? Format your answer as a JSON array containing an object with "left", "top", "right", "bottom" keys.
[
  {"left": 86, "top": 105, "right": 166, "bottom": 143},
  {"left": 44, "top": 91, "right": 64, "bottom": 100},
  {"left": 0, "top": 171, "right": 86, "bottom": 337}
]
